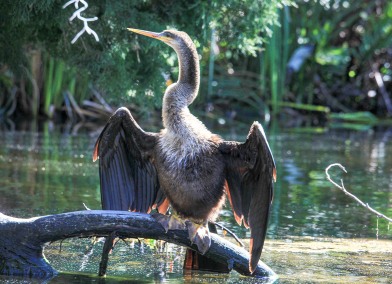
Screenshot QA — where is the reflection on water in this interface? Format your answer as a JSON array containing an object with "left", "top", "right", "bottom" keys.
[
  {"left": 269, "top": 128, "right": 392, "bottom": 240},
  {"left": 0, "top": 122, "right": 391, "bottom": 282},
  {"left": 0, "top": 129, "right": 101, "bottom": 216}
]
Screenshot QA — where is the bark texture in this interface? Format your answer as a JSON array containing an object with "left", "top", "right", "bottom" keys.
[{"left": 0, "top": 211, "right": 276, "bottom": 280}]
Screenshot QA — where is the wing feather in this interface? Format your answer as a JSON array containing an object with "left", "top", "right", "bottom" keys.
[
  {"left": 93, "top": 107, "right": 167, "bottom": 214},
  {"left": 219, "top": 121, "right": 276, "bottom": 273}
]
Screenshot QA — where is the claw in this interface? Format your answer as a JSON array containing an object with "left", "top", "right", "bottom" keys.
[
  {"left": 152, "top": 212, "right": 186, "bottom": 232},
  {"left": 186, "top": 221, "right": 211, "bottom": 255},
  {"left": 152, "top": 213, "right": 211, "bottom": 254}
]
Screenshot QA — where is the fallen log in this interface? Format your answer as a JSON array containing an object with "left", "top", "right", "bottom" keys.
[{"left": 0, "top": 210, "right": 277, "bottom": 280}]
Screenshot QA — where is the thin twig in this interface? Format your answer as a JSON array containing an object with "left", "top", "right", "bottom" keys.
[
  {"left": 83, "top": 203, "right": 91, "bottom": 210},
  {"left": 325, "top": 163, "right": 392, "bottom": 223},
  {"left": 63, "top": 0, "right": 99, "bottom": 44},
  {"left": 212, "top": 222, "right": 245, "bottom": 247}
]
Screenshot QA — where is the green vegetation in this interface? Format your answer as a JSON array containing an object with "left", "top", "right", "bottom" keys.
[
  {"left": 0, "top": 0, "right": 391, "bottom": 125},
  {"left": 284, "top": 1, "right": 392, "bottom": 121},
  {"left": 213, "top": 0, "right": 392, "bottom": 124}
]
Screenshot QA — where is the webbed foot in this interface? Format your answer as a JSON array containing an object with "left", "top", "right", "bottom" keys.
[
  {"left": 152, "top": 212, "right": 187, "bottom": 232},
  {"left": 186, "top": 221, "right": 211, "bottom": 255}
]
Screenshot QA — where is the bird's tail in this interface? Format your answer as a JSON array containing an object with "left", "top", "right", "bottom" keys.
[{"left": 183, "top": 223, "right": 230, "bottom": 272}]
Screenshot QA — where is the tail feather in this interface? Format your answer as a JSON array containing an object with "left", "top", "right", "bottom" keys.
[{"left": 183, "top": 223, "right": 230, "bottom": 273}]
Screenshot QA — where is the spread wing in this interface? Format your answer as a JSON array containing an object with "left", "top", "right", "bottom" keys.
[
  {"left": 93, "top": 107, "right": 168, "bottom": 213},
  {"left": 218, "top": 122, "right": 276, "bottom": 274}
]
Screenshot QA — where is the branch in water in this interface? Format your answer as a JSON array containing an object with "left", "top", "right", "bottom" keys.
[
  {"left": 325, "top": 163, "right": 392, "bottom": 223},
  {"left": 0, "top": 210, "right": 276, "bottom": 280}
]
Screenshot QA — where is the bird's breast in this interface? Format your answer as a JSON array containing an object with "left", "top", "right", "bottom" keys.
[{"left": 155, "top": 132, "right": 226, "bottom": 220}]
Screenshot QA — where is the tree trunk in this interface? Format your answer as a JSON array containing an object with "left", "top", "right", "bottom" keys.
[{"left": 0, "top": 210, "right": 276, "bottom": 280}]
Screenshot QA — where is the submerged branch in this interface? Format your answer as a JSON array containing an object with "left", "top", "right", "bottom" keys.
[
  {"left": 0, "top": 210, "right": 276, "bottom": 280},
  {"left": 325, "top": 163, "right": 392, "bottom": 223}
]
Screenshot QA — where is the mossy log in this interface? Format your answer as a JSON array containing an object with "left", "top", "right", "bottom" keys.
[{"left": 0, "top": 210, "right": 276, "bottom": 280}]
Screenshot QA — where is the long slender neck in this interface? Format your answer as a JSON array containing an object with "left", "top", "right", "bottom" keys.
[
  {"left": 177, "top": 45, "right": 199, "bottom": 92},
  {"left": 162, "top": 40, "right": 200, "bottom": 129}
]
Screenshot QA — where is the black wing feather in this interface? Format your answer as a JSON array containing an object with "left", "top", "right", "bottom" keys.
[
  {"left": 219, "top": 121, "right": 276, "bottom": 273},
  {"left": 93, "top": 107, "right": 167, "bottom": 213}
]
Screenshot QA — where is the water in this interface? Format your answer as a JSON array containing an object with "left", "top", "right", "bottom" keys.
[{"left": 0, "top": 122, "right": 391, "bottom": 283}]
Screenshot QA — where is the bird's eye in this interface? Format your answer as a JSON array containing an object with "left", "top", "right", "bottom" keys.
[{"left": 162, "top": 31, "right": 173, "bottom": 38}]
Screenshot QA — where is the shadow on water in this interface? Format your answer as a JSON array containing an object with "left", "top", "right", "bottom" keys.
[{"left": 0, "top": 120, "right": 391, "bottom": 283}]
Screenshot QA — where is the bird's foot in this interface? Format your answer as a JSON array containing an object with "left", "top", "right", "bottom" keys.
[
  {"left": 152, "top": 212, "right": 186, "bottom": 232},
  {"left": 186, "top": 221, "right": 211, "bottom": 255},
  {"left": 152, "top": 213, "right": 211, "bottom": 254}
]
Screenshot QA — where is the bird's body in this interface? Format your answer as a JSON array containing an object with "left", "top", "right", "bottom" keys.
[
  {"left": 93, "top": 29, "right": 276, "bottom": 274},
  {"left": 157, "top": 124, "right": 226, "bottom": 224},
  {"left": 157, "top": 52, "right": 225, "bottom": 223}
]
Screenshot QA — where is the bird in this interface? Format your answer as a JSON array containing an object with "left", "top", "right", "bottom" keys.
[{"left": 93, "top": 28, "right": 276, "bottom": 274}]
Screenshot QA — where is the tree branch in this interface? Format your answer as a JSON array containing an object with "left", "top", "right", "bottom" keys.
[
  {"left": 325, "top": 163, "right": 392, "bottom": 223},
  {"left": 0, "top": 210, "right": 276, "bottom": 280},
  {"left": 63, "top": 0, "right": 99, "bottom": 44}
]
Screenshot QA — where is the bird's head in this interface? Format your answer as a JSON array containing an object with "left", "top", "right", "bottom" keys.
[{"left": 128, "top": 28, "right": 193, "bottom": 53}]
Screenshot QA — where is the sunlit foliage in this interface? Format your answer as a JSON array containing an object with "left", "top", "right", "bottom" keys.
[{"left": 0, "top": 0, "right": 292, "bottom": 109}]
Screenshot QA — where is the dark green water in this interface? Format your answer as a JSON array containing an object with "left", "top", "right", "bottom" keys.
[{"left": 0, "top": 122, "right": 391, "bottom": 283}]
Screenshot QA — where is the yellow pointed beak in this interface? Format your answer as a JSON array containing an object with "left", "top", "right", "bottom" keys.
[
  {"left": 128, "top": 28, "right": 171, "bottom": 43},
  {"left": 128, "top": 28, "right": 160, "bottom": 38}
]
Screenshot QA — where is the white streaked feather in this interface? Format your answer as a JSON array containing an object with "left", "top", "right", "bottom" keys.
[{"left": 159, "top": 111, "right": 213, "bottom": 169}]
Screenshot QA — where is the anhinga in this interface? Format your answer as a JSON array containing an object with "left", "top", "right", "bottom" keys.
[{"left": 93, "top": 28, "right": 276, "bottom": 274}]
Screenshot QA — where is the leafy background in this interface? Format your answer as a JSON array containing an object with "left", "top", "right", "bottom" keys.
[{"left": 1, "top": 0, "right": 391, "bottom": 123}]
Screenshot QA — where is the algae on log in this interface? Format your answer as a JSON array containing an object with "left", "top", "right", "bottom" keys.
[{"left": 0, "top": 210, "right": 276, "bottom": 280}]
